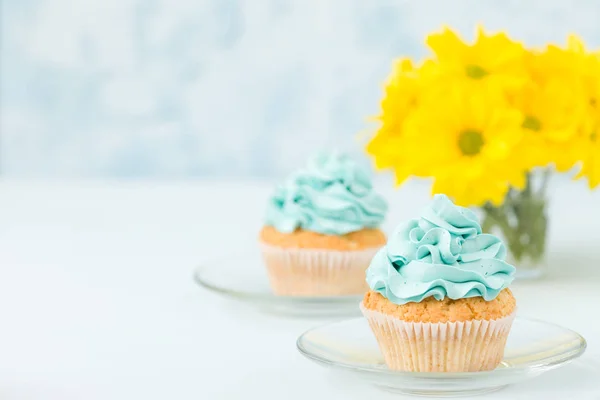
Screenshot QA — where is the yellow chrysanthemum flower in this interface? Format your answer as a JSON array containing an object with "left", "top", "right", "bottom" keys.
[
  {"left": 576, "top": 49, "right": 600, "bottom": 188},
  {"left": 366, "top": 59, "right": 423, "bottom": 178},
  {"left": 425, "top": 26, "right": 528, "bottom": 87},
  {"left": 514, "top": 36, "right": 592, "bottom": 172},
  {"left": 579, "top": 133, "right": 600, "bottom": 188},
  {"left": 400, "top": 82, "right": 528, "bottom": 206},
  {"left": 579, "top": 146, "right": 600, "bottom": 189}
]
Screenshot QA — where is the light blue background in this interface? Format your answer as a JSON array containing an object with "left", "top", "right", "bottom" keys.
[{"left": 2, "top": 0, "right": 600, "bottom": 178}]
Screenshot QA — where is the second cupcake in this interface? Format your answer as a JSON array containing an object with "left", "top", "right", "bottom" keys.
[{"left": 259, "top": 151, "right": 388, "bottom": 296}]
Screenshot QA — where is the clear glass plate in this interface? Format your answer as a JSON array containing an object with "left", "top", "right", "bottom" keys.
[
  {"left": 193, "top": 251, "right": 363, "bottom": 317},
  {"left": 297, "top": 316, "right": 587, "bottom": 397}
]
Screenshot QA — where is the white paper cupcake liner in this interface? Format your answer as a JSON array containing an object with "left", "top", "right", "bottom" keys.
[
  {"left": 360, "top": 303, "right": 515, "bottom": 372},
  {"left": 260, "top": 243, "right": 380, "bottom": 296}
]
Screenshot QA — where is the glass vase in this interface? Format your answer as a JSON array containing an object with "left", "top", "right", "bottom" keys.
[{"left": 480, "top": 169, "right": 550, "bottom": 280}]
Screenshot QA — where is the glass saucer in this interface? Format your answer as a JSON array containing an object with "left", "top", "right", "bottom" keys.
[
  {"left": 193, "top": 251, "right": 363, "bottom": 317},
  {"left": 297, "top": 316, "right": 586, "bottom": 397}
]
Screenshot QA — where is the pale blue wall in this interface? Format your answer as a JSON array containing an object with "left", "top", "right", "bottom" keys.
[{"left": 2, "top": 0, "right": 599, "bottom": 178}]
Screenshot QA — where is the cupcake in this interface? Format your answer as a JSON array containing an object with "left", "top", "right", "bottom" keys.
[
  {"left": 361, "top": 194, "right": 516, "bottom": 372},
  {"left": 259, "top": 151, "right": 388, "bottom": 296}
]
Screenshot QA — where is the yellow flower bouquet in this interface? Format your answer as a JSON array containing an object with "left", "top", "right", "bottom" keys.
[{"left": 366, "top": 26, "right": 600, "bottom": 278}]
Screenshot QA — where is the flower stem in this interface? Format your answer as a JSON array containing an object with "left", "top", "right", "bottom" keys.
[
  {"left": 481, "top": 170, "right": 548, "bottom": 263},
  {"left": 538, "top": 167, "right": 551, "bottom": 197}
]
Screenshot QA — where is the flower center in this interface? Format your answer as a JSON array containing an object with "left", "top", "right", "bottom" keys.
[
  {"left": 465, "top": 64, "right": 488, "bottom": 79},
  {"left": 522, "top": 115, "right": 542, "bottom": 131},
  {"left": 458, "top": 130, "right": 485, "bottom": 156}
]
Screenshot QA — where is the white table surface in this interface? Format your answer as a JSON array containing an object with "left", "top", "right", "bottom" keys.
[{"left": 0, "top": 179, "right": 599, "bottom": 400}]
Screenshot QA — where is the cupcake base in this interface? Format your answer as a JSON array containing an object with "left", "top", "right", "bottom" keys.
[
  {"left": 260, "top": 244, "right": 380, "bottom": 296},
  {"left": 361, "top": 303, "right": 515, "bottom": 372}
]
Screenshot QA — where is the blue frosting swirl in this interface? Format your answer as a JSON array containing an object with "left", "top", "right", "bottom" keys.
[
  {"left": 265, "top": 151, "right": 388, "bottom": 235},
  {"left": 366, "top": 194, "right": 515, "bottom": 304}
]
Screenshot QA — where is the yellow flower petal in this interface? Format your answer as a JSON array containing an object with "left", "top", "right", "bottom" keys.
[{"left": 426, "top": 27, "right": 467, "bottom": 63}]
